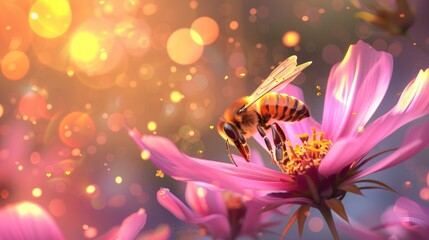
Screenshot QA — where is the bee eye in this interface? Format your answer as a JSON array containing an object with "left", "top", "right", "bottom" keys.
[{"left": 223, "top": 123, "right": 238, "bottom": 140}]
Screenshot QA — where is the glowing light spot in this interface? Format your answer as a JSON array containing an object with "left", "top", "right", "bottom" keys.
[
  {"left": 138, "top": 64, "right": 155, "bottom": 80},
  {"left": 167, "top": 28, "right": 204, "bottom": 65},
  {"left": 1, "top": 50, "right": 30, "bottom": 81},
  {"left": 170, "top": 91, "right": 185, "bottom": 103},
  {"left": 108, "top": 194, "right": 126, "bottom": 207},
  {"left": 140, "top": 150, "right": 151, "bottom": 160},
  {"left": 0, "top": 104, "right": 3, "bottom": 118},
  {"left": 32, "top": 188, "right": 42, "bottom": 198},
  {"left": 70, "top": 32, "right": 100, "bottom": 63},
  {"left": 420, "top": 187, "right": 429, "bottom": 201},
  {"left": 156, "top": 170, "right": 164, "bottom": 178},
  {"left": 309, "top": 217, "right": 324, "bottom": 232},
  {"left": 229, "top": 21, "right": 239, "bottom": 30},
  {"left": 196, "top": 187, "right": 207, "bottom": 198},
  {"left": 282, "top": 31, "right": 301, "bottom": 47},
  {"left": 142, "top": 3, "right": 157, "bottom": 16},
  {"left": 190, "top": 0, "right": 198, "bottom": 9},
  {"left": 302, "top": 16, "right": 309, "bottom": 21},
  {"left": 191, "top": 16, "right": 219, "bottom": 45},
  {"left": 28, "top": 0, "right": 72, "bottom": 38},
  {"left": 0, "top": 189, "right": 9, "bottom": 199},
  {"left": 16, "top": 202, "right": 43, "bottom": 216},
  {"left": 19, "top": 92, "right": 47, "bottom": 121},
  {"left": 402, "top": 180, "right": 412, "bottom": 188},
  {"left": 65, "top": 170, "right": 71, "bottom": 175},
  {"left": 358, "top": 126, "right": 364, "bottom": 133},
  {"left": 18, "top": 164, "right": 24, "bottom": 171},
  {"left": 209, "top": 125, "right": 214, "bottom": 130},
  {"left": 147, "top": 121, "right": 157, "bottom": 131},
  {"left": 107, "top": 112, "right": 125, "bottom": 132},
  {"left": 66, "top": 69, "right": 75, "bottom": 77},
  {"left": 86, "top": 185, "right": 96, "bottom": 195},
  {"left": 46, "top": 172, "right": 52, "bottom": 177},
  {"left": 83, "top": 225, "right": 98, "bottom": 239},
  {"left": 115, "top": 176, "right": 123, "bottom": 184},
  {"left": 250, "top": 8, "right": 257, "bottom": 15},
  {"left": 48, "top": 198, "right": 66, "bottom": 217},
  {"left": 316, "top": 92, "right": 322, "bottom": 97},
  {"left": 235, "top": 66, "right": 247, "bottom": 78},
  {"left": 59, "top": 112, "right": 96, "bottom": 148}
]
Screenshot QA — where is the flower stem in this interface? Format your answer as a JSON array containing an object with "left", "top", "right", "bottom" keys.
[{"left": 318, "top": 205, "right": 340, "bottom": 240}]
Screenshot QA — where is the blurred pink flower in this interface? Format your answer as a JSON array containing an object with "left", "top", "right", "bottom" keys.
[
  {"left": 157, "top": 179, "right": 280, "bottom": 239},
  {"left": 0, "top": 201, "right": 148, "bottom": 240},
  {"left": 379, "top": 197, "right": 429, "bottom": 239},
  {"left": 130, "top": 40, "right": 429, "bottom": 239},
  {"left": 341, "top": 197, "right": 429, "bottom": 240}
]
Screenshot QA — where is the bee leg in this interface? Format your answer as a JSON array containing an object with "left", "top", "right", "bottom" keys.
[
  {"left": 257, "top": 124, "right": 275, "bottom": 164},
  {"left": 225, "top": 139, "right": 238, "bottom": 167},
  {"left": 271, "top": 122, "right": 287, "bottom": 163}
]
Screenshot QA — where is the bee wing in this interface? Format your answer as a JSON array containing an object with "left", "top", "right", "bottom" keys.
[{"left": 240, "top": 55, "right": 312, "bottom": 111}]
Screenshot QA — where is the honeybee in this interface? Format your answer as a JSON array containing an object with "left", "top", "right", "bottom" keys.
[{"left": 217, "top": 56, "right": 312, "bottom": 165}]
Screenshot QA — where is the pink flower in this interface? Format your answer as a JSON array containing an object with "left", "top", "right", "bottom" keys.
[
  {"left": 0, "top": 201, "right": 148, "bottom": 240},
  {"left": 341, "top": 197, "right": 429, "bottom": 240},
  {"left": 130, "top": 40, "right": 429, "bottom": 239},
  {"left": 157, "top": 179, "right": 280, "bottom": 239}
]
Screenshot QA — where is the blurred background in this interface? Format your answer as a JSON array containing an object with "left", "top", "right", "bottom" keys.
[{"left": 0, "top": 0, "right": 429, "bottom": 239}]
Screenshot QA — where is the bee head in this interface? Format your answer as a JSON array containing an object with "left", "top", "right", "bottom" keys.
[{"left": 217, "top": 117, "right": 231, "bottom": 142}]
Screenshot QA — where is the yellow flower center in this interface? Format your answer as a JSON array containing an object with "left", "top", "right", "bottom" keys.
[{"left": 278, "top": 128, "right": 332, "bottom": 175}]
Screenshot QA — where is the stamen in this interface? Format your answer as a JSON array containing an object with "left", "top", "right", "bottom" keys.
[{"left": 280, "top": 129, "right": 332, "bottom": 175}]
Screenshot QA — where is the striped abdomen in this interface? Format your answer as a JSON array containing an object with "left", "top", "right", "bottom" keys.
[{"left": 258, "top": 92, "right": 309, "bottom": 123}]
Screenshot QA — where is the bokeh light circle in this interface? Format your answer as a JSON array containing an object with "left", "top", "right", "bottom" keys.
[
  {"left": 107, "top": 112, "right": 125, "bottom": 132},
  {"left": 28, "top": 0, "right": 72, "bottom": 38},
  {"left": 282, "top": 31, "right": 301, "bottom": 47},
  {"left": 59, "top": 112, "right": 96, "bottom": 147},
  {"left": 70, "top": 19, "right": 124, "bottom": 76},
  {"left": 115, "top": 19, "right": 151, "bottom": 57},
  {"left": 19, "top": 92, "right": 47, "bottom": 120},
  {"left": 1, "top": 50, "right": 30, "bottom": 81},
  {"left": 167, "top": 28, "right": 204, "bottom": 65},
  {"left": 0, "top": 1, "right": 33, "bottom": 58},
  {"left": 191, "top": 16, "right": 219, "bottom": 45}
]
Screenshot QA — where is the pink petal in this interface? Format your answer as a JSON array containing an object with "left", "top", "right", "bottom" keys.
[
  {"left": 344, "top": 121, "right": 429, "bottom": 183},
  {"left": 0, "top": 202, "right": 64, "bottom": 240},
  {"left": 356, "top": 69, "right": 429, "bottom": 148},
  {"left": 240, "top": 200, "right": 275, "bottom": 236},
  {"left": 185, "top": 182, "right": 227, "bottom": 217},
  {"left": 115, "top": 208, "right": 147, "bottom": 240},
  {"left": 130, "top": 129, "right": 300, "bottom": 196},
  {"left": 322, "top": 40, "right": 393, "bottom": 141},
  {"left": 318, "top": 136, "right": 363, "bottom": 177},
  {"left": 98, "top": 209, "right": 147, "bottom": 240},
  {"left": 393, "top": 197, "right": 429, "bottom": 227},
  {"left": 157, "top": 188, "right": 231, "bottom": 238},
  {"left": 320, "top": 69, "right": 429, "bottom": 177}
]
